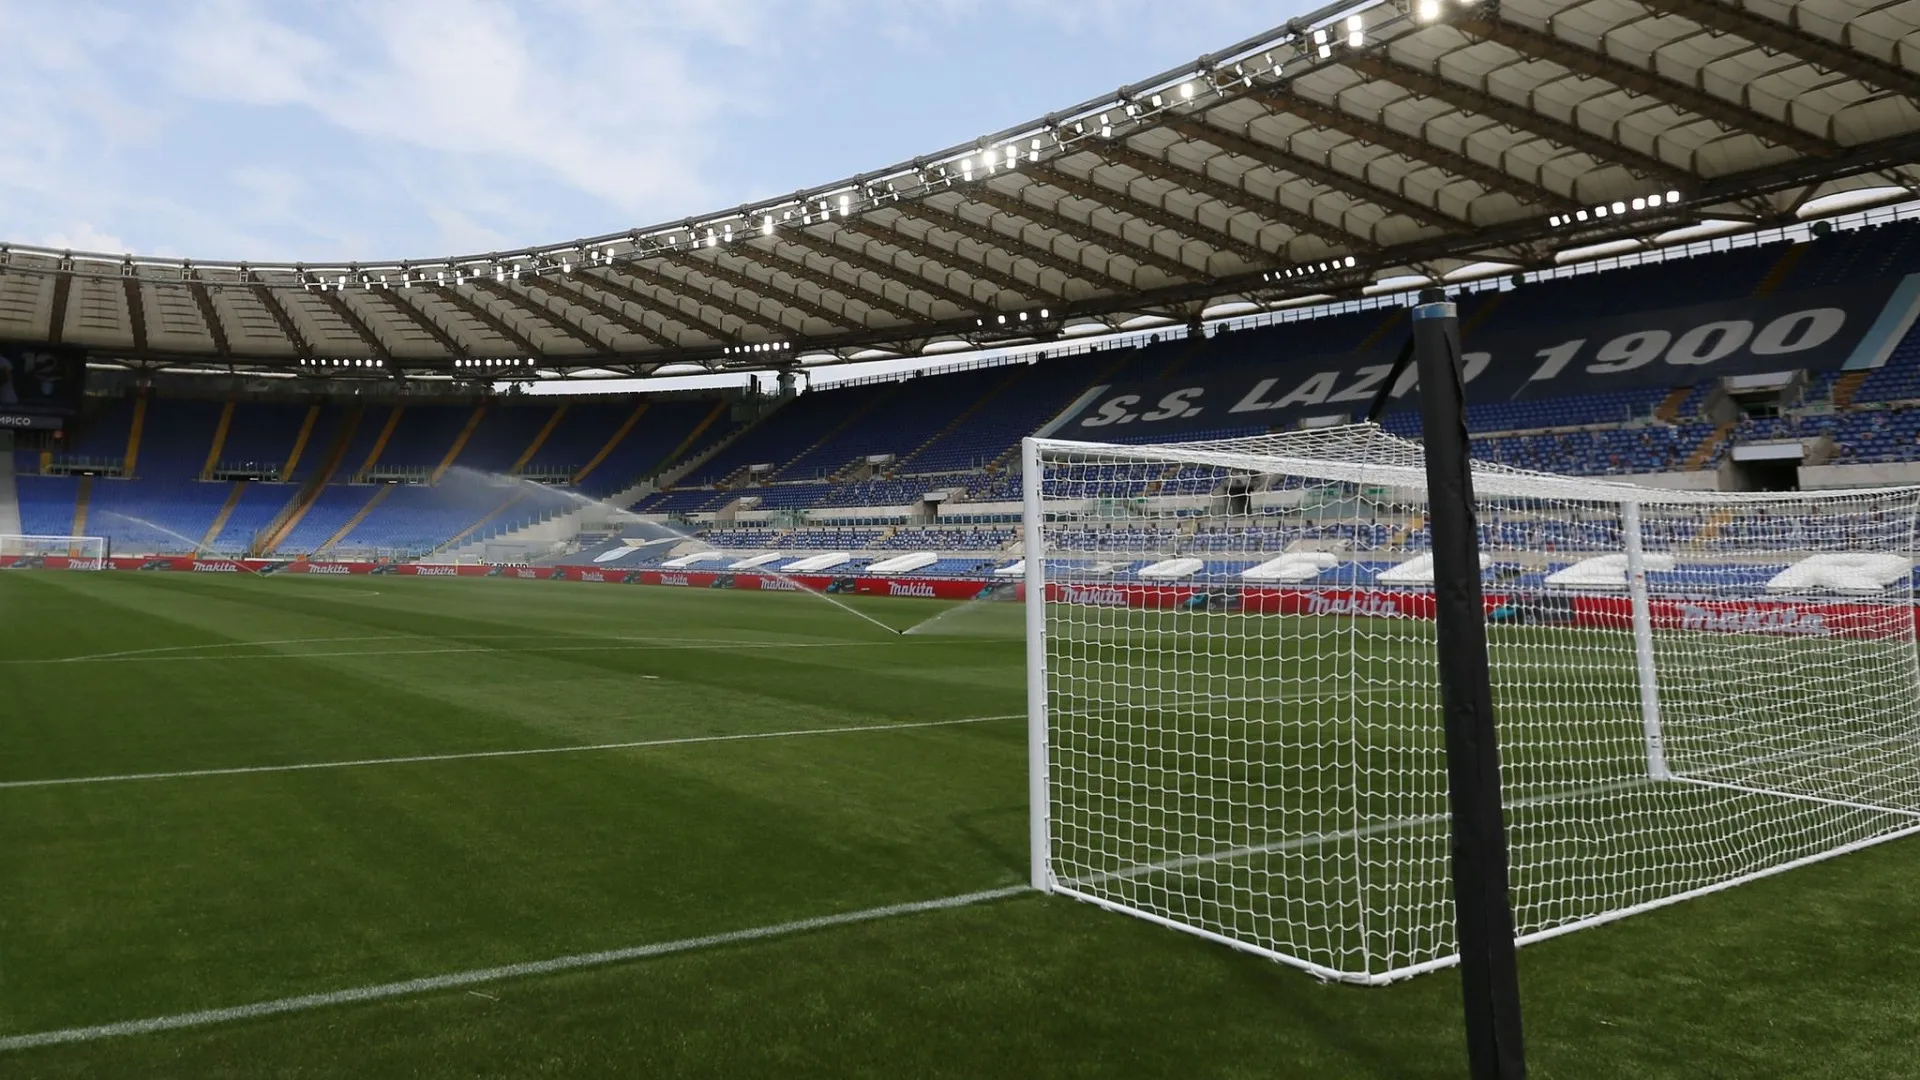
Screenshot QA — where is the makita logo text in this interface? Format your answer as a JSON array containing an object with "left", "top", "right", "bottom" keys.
[
  {"left": 1677, "top": 604, "right": 1829, "bottom": 636},
  {"left": 580, "top": 571, "right": 606, "bottom": 582},
  {"left": 192, "top": 561, "right": 240, "bottom": 573},
  {"left": 1061, "top": 586, "right": 1128, "bottom": 606},
  {"left": 1307, "top": 593, "right": 1400, "bottom": 617},
  {"left": 413, "top": 566, "right": 457, "bottom": 577},
  {"left": 305, "top": 564, "right": 352, "bottom": 575},
  {"left": 888, "top": 582, "right": 936, "bottom": 597},
  {"left": 660, "top": 573, "right": 690, "bottom": 587},
  {"left": 513, "top": 568, "right": 539, "bottom": 579},
  {"left": 757, "top": 576, "right": 800, "bottom": 591}
]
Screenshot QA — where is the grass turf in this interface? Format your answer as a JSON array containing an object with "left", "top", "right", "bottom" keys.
[{"left": 1, "top": 569, "right": 1918, "bottom": 1077}]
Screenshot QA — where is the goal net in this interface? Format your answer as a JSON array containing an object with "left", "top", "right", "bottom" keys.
[
  {"left": 1020, "top": 425, "right": 1920, "bottom": 984},
  {"left": 0, "top": 534, "right": 109, "bottom": 570}
]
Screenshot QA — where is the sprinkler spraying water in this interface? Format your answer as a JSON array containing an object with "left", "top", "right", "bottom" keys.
[
  {"left": 452, "top": 468, "right": 905, "bottom": 636},
  {"left": 92, "top": 511, "right": 266, "bottom": 574}
]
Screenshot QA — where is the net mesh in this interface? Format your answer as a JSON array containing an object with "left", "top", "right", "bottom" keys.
[
  {"left": 1028, "top": 425, "right": 1920, "bottom": 983},
  {"left": 0, "top": 534, "right": 107, "bottom": 569}
]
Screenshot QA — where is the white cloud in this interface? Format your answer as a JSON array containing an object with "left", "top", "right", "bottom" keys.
[{"left": 38, "top": 223, "right": 130, "bottom": 254}]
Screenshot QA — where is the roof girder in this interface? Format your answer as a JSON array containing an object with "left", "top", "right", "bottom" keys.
[
  {"left": 852, "top": 210, "right": 1062, "bottom": 298},
  {"left": 1453, "top": 11, "right": 1836, "bottom": 155},
  {"left": 734, "top": 238, "right": 925, "bottom": 323},
  {"left": 674, "top": 250, "right": 861, "bottom": 330},
  {"left": 248, "top": 282, "right": 307, "bottom": 358},
  {"left": 1164, "top": 115, "right": 1463, "bottom": 229},
  {"left": 46, "top": 272, "right": 71, "bottom": 344},
  {"left": 540, "top": 274, "right": 676, "bottom": 348},
  {"left": 1251, "top": 85, "right": 1579, "bottom": 211},
  {"left": 187, "top": 279, "right": 232, "bottom": 358},
  {"left": 1022, "top": 159, "right": 1258, "bottom": 268},
  {"left": 467, "top": 278, "right": 614, "bottom": 355},
  {"left": 1343, "top": 53, "right": 1693, "bottom": 184},
  {"left": 967, "top": 175, "right": 1203, "bottom": 279},
  {"left": 430, "top": 283, "right": 550, "bottom": 357},
  {"left": 772, "top": 226, "right": 981, "bottom": 313},
  {"left": 1048, "top": 146, "right": 1293, "bottom": 261},
  {"left": 583, "top": 266, "right": 755, "bottom": 341},
  {"left": 629, "top": 261, "right": 793, "bottom": 337},
  {"left": 368, "top": 287, "right": 468, "bottom": 358},
  {"left": 894, "top": 199, "right": 1108, "bottom": 290},
  {"left": 311, "top": 289, "right": 391, "bottom": 360},
  {"left": 1637, "top": 0, "right": 1920, "bottom": 103},
  {"left": 121, "top": 277, "right": 150, "bottom": 354}
]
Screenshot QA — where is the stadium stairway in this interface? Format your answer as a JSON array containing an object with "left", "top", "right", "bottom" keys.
[
  {"left": 1832, "top": 371, "right": 1872, "bottom": 408},
  {"left": 1682, "top": 420, "right": 1737, "bottom": 472},
  {"left": 423, "top": 490, "right": 528, "bottom": 559},
  {"left": 431, "top": 405, "right": 488, "bottom": 482},
  {"left": 282, "top": 404, "right": 322, "bottom": 479},
  {"left": 569, "top": 400, "right": 650, "bottom": 488},
  {"left": 434, "top": 475, "right": 655, "bottom": 563},
  {"left": 316, "top": 486, "right": 392, "bottom": 554},
  {"left": 198, "top": 398, "right": 236, "bottom": 480},
  {"left": 509, "top": 404, "right": 569, "bottom": 475},
  {"left": 0, "top": 444, "right": 20, "bottom": 535},
  {"left": 255, "top": 406, "right": 362, "bottom": 555},
  {"left": 71, "top": 475, "right": 92, "bottom": 535},
  {"left": 122, "top": 391, "right": 149, "bottom": 477},
  {"left": 1653, "top": 387, "right": 1693, "bottom": 422},
  {"left": 350, "top": 405, "right": 407, "bottom": 481},
  {"left": 198, "top": 482, "right": 246, "bottom": 550}
]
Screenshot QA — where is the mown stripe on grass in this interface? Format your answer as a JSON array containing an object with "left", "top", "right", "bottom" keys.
[
  {"left": 0, "top": 714, "right": 1022, "bottom": 790},
  {"left": 0, "top": 885, "right": 1032, "bottom": 1052}
]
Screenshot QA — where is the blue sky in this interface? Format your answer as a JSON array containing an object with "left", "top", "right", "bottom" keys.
[{"left": 2, "top": 0, "right": 1312, "bottom": 265}]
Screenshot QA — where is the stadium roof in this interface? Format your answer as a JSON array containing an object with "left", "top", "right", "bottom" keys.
[{"left": 5, "top": 0, "right": 1920, "bottom": 383}]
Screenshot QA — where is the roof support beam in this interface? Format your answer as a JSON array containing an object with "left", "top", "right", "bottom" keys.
[
  {"left": 541, "top": 275, "right": 676, "bottom": 348},
  {"left": 46, "top": 271, "right": 72, "bottom": 344},
  {"left": 187, "top": 279, "right": 232, "bottom": 359},
  {"left": 629, "top": 263, "right": 792, "bottom": 338},
  {"left": 675, "top": 251, "right": 860, "bottom": 330},
  {"left": 771, "top": 227, "right": 977, "bottom": 314},
  {"left": 1637, "top": 0, "right": 1920, "bottom": 103},
  {"left": 734, "top": 239, "right": 925, "bottom": 323},
  {"left": 368, "top": 288, "right": 468, "bottom": 358},
  {"left": 120, "top": 277, "right": 150, "bottom": 355},
  {"left": 429, "top": 284, "right": 548, "bottom": 358},
  {"left": 855, "top": 211, "right": 1066, "bottom": 298},
  {"left": 1453, "top": 12, "right": 1835, "bottom": 155},
  {"left": 1343, "top": 54, "right": 1691, "bottom": 184},
  {"left": 311, "top": 289, "right": 391, "bottom": 361},
  {"left": 899, "top": 198, "right": 1126, "bottom": 288},
  {"left": 963, "top": 182, "right": 1195, "bottom": 280},
  {"left": 1250, "top": 87, "right": 1579, "bottom": 212},
  {"left": 828, "top": 221, "right": 1020, "bottom": 307},
  {"left": 467, "top": 278, "right": 613, "bottom": 355},
  {"left": 1089, "top": 140, "right": 1381, "bottom": 254},
  {"left": 1002, "top": 165, "right": 1223, "bottom": 275},
  {"left": 248, "top": 282, "right": 307, "bottom": 359},
  {"left": 1028, "top": 157, "right": 1272, "bottom": 265},
  {"left": 584, "top": 267, "right": 760, "bottom": 341},
  {"left": 1165, "top": 116, "right": 1463, "bottom": 229}
]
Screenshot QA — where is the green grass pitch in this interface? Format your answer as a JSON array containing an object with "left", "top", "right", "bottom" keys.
[{"left": 1, "top": 569, "right": 1917, "bottom": 1078}]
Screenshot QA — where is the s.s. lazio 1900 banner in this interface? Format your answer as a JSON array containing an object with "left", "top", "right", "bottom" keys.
[{"left": 1049, "top": 276, "right": 1920, "bottom": 440}]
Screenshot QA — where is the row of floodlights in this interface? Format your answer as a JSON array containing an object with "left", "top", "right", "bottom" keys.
[
  {"left": 296, "top": 357, "right": 385, "bottom": 368},
  {"left": 1549, "top": 191, "right": 1683, "bottom": 228},
  {"left": 1263, "top": 255, "right": 1361, "bottom": 283},
  {"left": 722, "top": 342, "right": 792, "bottom": 356},
  {"left": 453, "top": 358, "right": 535, "bottom": 369},
  {"left": 976, "top": 309, "right": 1051, "bottom": 328}
]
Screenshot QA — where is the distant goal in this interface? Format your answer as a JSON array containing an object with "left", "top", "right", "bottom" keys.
[
  {"left": 1020, "top": 426, "right": 1920, "bottom": 984},
  {"left": 0, "top": 534, "right": 109, "bottom": 569}
]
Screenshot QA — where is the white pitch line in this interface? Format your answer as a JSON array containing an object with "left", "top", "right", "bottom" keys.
[
  {"left": 0, "top": 637, "right": 924, "bottom": 666},
  {"left": 0, "top": 884, "right": 1031, "bottom": 1052},
  {"left": 0, "top": 714, "right": 1022, "bottom": 790}
]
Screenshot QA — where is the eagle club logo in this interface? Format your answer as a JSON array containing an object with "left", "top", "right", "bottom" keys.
[
  {"left": 887, "top": 581, "right": 936, "bottom": 597},
  {"left": 1306, "top": 592, "right": 1400, "bottom": 617},
  {"left": 1060, "top": 585, "right": 1128, "bottom": 606},
  {"left": 1677, "top": 604, "right": 1829, "bottom": 636}
]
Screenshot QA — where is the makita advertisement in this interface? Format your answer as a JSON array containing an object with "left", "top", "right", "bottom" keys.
[{"left": 1056, "top": 277, "right": 1920, "bottom": 439}]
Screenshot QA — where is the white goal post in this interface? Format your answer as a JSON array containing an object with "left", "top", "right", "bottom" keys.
[
  {"left": 1021, "top": 425, "right": 1920, "bottom": 984},
  {"left": 0, "top": 534, "right": 108, "bottom": 569}
]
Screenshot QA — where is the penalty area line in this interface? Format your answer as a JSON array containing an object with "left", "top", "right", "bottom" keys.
[
  {"left": 0, "top": 714, "right": 1022, "bottom": 790},
  {"left": 0, "top": 884, "right": 1031, "bottom": 1053}
]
